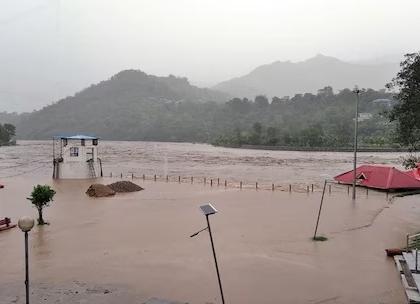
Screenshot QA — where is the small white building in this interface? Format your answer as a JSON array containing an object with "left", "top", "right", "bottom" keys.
[{"left": 52, "top": 135, "right": 103, "bottom": 179}]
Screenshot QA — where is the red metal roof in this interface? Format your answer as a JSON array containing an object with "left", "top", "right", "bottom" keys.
[{"left": 334, "top": 165, "right": 420, "bottom": 190}]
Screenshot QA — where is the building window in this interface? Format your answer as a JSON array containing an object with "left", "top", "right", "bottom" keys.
[
  {"left": 92, "top": 139, "right": 98, "bottom": 146},
  {"left": 81, "top": 139, "right": 85, "bottom": 146},
  {"left": 70, "top": 147, "right": 79, "bottom": 157}
]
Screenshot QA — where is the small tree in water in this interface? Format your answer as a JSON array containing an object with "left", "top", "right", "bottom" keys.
[{"left": 27, "top": 185, "right": 56, "bottom": 225}]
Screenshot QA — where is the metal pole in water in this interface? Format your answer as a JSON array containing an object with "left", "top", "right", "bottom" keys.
[
  {"left": 352, "top": 87, "right": 360, "bottom": 200},
  {"left": 313, "top": 180, "right": 328, "bottom": 240},
  {"left": 24, "top": 232, "right": 29, "bottom": 304},
  {"left": 206, "top": 215, "right": 226, "bottom": 304}
]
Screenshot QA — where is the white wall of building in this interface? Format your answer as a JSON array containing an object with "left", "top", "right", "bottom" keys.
[{"left": 57, "top": 139, "right": 101, "bottom": 179}]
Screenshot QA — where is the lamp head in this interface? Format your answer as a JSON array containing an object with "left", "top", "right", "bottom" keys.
[
  {"left": 18, "top": 216, "right": 35, "bottom": 232},
  {"left": 200, "top": 203, "right": 218, "bottom": 216}
]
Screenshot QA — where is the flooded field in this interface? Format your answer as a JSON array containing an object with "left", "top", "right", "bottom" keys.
[
  {"left": 0, "top": 141, "right": 416, "bottom": 303},
  {"left": 0, "top": 140, "right": 407, "bottom": 184}
]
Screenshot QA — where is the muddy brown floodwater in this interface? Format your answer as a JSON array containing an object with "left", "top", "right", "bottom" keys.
[{"left": 0, "top": 141, "right": 418, "bottom": 303}]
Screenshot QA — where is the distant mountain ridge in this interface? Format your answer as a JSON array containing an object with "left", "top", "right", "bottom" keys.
[
  {"left": 213, "top": 54, "right": 399, "bottom": 98},
  {"left": 16, "top": 70, "right": 228, "bottom": 139}
]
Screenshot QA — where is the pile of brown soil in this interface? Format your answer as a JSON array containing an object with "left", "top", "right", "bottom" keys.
[
  {"left": 107, "top": 181, "right": 144, "bottom": 193},
  {"left": 86, "top": 184, "right": 116, "bottom": 197}
]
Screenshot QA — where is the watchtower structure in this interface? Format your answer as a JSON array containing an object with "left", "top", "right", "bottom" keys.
[{"left": 52, "top": 135, "right": 103, "bottom": 179}]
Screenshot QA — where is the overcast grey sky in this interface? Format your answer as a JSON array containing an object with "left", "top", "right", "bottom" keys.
[{"left": 1, "top": 0, "right": 420, "bottom": 112}]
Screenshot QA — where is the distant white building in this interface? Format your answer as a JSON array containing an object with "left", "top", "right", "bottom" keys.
[
  {"left": 358, "top": 112, "right": 373, "bottom": 121},
  {"left": 52, "top": 135, "right": 103, "bottom": 179}
]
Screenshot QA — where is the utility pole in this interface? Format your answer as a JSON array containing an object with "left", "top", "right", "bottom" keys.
[{"left": 352, "top": 87, "right": 360, "bottom": 200}]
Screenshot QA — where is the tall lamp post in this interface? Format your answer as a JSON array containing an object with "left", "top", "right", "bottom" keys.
[
  {"left": 18, "top": 216, "right": 35, "bottom": 304},
  {"left": 352, "top": 87, "right": 361, "bottom": 200},
  {"left": 190, "top": 203, "right": 226, "bottom": 304}
]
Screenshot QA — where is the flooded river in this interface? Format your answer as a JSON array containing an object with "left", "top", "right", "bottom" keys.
[
  {"left": 0, "top": 140, "right": 406, "bottom": 183},
  {"left": 0, "top": 140, "right": 415, "bottom": 304}
]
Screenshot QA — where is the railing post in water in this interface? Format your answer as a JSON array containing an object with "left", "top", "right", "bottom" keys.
[
  {"left": 272, "top": 183, "right": 274, "bottom": 191},
  {"left": 132, "top": 173, "right": 134, "bottom": 179},
  {"left": 211, "top": 179, "right": 213, "bottom": 187},
  {"left": 224, "top": 180, "right": 227, "bottom": 187},
  {"left": 217, "top": 178, "right": 220, "bottom": 186},
  {"left": 289, "top": 184, "right": 292, "bottom": 192},
  {"left": 366, "top": 188, "right": 368, "bottom": 196},
  {"left": 178, "top": 176, "right": 181, "bottom": 183},
  {"left": 307, "top": 186, "right": 309, "bottom": 193},
  {"left": 121, "top": 173, "right": 123, "bottom": 178},
  {"left": 166, "top": 175, "right": 169, "bottom": 182},
  {"left": 110, "top": 172, "right": 112, "bottom": 178},
  {"left": 311, "top": 184, "right": 314, "bottom": 192},
  {"left": 191, "top": 176, "right": 193, "bottom": 184},
  {"left": 142, "top": 174, "right": 145, "bottom": 180},
  {"left": 240, "top": 181, "right": 242, "bottom": 189},
  {"left": 328, "top": 184, "right": 331, "bottom": 194},
  {"left": 255, "top": 182, "right": 258, "bottom": 190},
  {"left": 154, "top": 174, "right": 156, "bottom": 181},
  {"left": 407, "top": 234, "right": 410, "bottom": 253},
  {"left": 204, "top": 177, "right": 206, "bottom": 185}
]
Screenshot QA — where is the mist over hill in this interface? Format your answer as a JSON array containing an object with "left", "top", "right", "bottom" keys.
[
  {"left": 16, "top": 70, "right": 228, "bottom": 140},
  {"left": 8, "top": 66, "right": 399, "bottom": 148},
  {"left": 213, "top": 54, "right": 399, "bottom": 98}
]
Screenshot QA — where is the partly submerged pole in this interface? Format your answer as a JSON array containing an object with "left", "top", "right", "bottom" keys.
[
  {"left": 352, "top": 87, "right": 360, "bottom": 200},
  {"left": 313, "top": 180, "right": 327, "bottom": 240},
  {"left": 206, "top": 215, "right": 226, "bottom": 304}
]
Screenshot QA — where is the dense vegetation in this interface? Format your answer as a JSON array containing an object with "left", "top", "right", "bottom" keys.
[
  {"left": 6, "top": 69, "right": 399, "bottom": 149},
  {"left": 212, "top": 88, "right": 396, "bottom": 148},
  {"left": 387, "top": 52, "right": 420, "bottom": 150},
  {"left": 0, "top": 123, "right": 16, "bottom": 145},
  {"left": 386, "top": 52, "right": 420, "bottom": 167}
]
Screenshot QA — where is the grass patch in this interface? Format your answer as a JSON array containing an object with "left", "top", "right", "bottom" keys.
[{"left": 312, "top": 235, "right": 328, "bottom": 241}]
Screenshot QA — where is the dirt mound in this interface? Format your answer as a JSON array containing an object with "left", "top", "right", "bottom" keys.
[
  {"left": 86, "top": 184, "right": 116, "bottom": 197},
  {"left": 107, "top": 181, "right": 144, "bottom": 193}
]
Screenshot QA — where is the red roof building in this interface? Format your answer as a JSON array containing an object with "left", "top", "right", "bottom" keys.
[{"left": 334, "top": 165, "right": 420, "bottom": 190}]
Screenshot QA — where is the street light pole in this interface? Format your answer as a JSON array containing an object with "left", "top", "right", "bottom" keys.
[
  {"left": 192, "top": 204, "right": 226, "bottom": 304},
  {"left": 24, "top": 231, "right": 30, "bottom": 304},
  {"left": 18, "top": 216, "right": 35, "bottom": 304},
  {"left": 206, "top": 214, "right": 226, "bottom": 304},
  {"left": 352, "top": 87, "right": 360, "bottom": 200}
]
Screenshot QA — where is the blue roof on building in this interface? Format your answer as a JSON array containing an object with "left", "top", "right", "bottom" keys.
[{"left": 53, "top": 134, "right": 99, "bottom": 140}]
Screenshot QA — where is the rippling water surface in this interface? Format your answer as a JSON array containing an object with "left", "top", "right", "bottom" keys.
[{"left": 0, "top": 140, "right": 405, "bottom": 183}]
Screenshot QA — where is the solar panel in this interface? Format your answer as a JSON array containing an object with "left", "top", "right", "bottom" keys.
[{"left": 200, "top": 203, "right": 218, "bottom": 216}]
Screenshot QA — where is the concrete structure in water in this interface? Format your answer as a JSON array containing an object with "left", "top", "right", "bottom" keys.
[{"left": 52, "top": 135, "right": 103, "bottom": 179}]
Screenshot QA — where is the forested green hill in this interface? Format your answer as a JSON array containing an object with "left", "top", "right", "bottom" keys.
[{"left": 12, "top": 70, "right": 396, "bottom": 148}]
